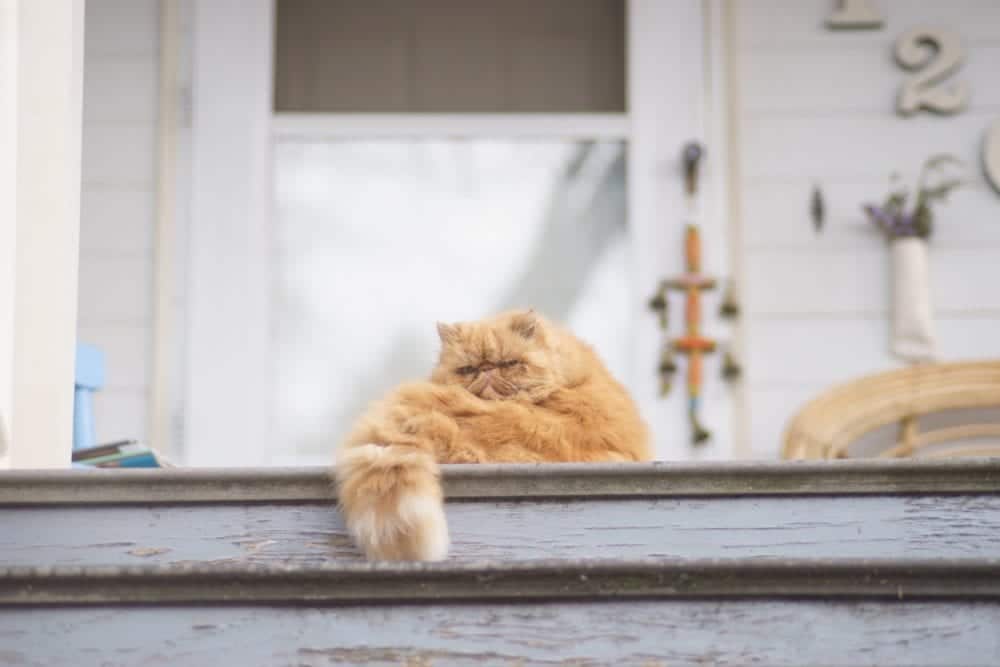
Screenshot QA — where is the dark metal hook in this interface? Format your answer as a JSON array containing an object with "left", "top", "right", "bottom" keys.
[{"left": 683, "top": 142, "right": 705, "bottom": 197}]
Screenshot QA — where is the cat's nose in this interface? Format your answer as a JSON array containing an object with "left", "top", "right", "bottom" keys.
[{"left": 479, "top": 363, "right": 496, "bottom": 372}]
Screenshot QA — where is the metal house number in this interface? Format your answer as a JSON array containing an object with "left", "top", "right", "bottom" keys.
[
  {"left": 826, "top": 0, "right": 883, "bottom": 29},
  {"left": 824, "top": 3, "right": 999, "bottom": 195},
  {"left": 895, "top": 27, "right": 970, "bottom": 116},
  {"left": 885, "top": 23, "right": 998, "bottom": 195}
]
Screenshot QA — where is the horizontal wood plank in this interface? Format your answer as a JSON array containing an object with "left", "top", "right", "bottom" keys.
[
  {"left": 741, "top": 182, "right": 1000, "bottom": 250},
  {"left": 745, "top": 319, "right": 1000, "bottom": 385},
  {"left": 3, "top": 494, "right": 1000, "bottom": 567},
  {"left": 4, "top": 599, "right": 999, "bottom": 666},
  {"left": 83, "top": 59, "right": 159, "bottom": 124},
  {"left": 81, "top": 123, "right": 157, "bottom": 188},
  {"left": 745, "top": 248, "right": 1000, "bottom": 315},
  {"left": 75, "top": 326, "right": 150, "bottom": 390},
  {"left": 3, "top": 461, "right": 1000, "bottom": 504},
  {"left": 76, "top": 255, "right": 152, "bottom": 326},
  {"left": 80, "top": 188, "right": 155, "bottom": 254},
  {"left": 84, "top": 0, "right": 159, "bottom": 58},
  {"left": 739, "top": 0, "right": 1000, "bottom": 49},
  {"left": 90, "top": 390, "right": 149, "bottom": 445},
  {"left": 3, "top": 559, "right": 1000, "bottom": 605},
  {"left": 742, "top": 112, "right": 995, "bottom": 183},
  {"left": 273, "top": 113, "right": 631, "bottom": 138},
  {"left": 743, "top": 45, "right": 1000, "bottom": 114}
]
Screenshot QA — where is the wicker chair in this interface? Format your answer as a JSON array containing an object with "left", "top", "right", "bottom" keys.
[{"left": 783, "top": 360, "right": 1000, "bottom": 460}]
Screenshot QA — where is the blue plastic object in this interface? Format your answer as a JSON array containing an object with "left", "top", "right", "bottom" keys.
[{"left": 73, "top": 342, "right": 105, "bottom": 452}]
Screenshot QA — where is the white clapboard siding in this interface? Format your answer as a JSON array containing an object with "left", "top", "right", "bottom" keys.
[
  {"left": 745, "top": 247, "right": 1000, "bottom": 315},
  {"left": 746, "top": 316, "right": 1000, "bottom": 386},
  {"left": 743, "top": 112, "right": 996, "bottom": 183},
  {"left": 747, "top": 385, "right": 830, "bottom": 459},
  {"left": 737, "top": 0, "right": 1000, "bottom": 459},
  {"left": 744, "top": 45, "right": 1000, "bottom": 114},
  {"left": 77, "top": 257, "right": 151, "bottom": 326},
  {"left": 83, "top": 0, "right": 160, "bottom": 58},
  {"left": 91, "top": 390, "right": 150, "bottom": 444},
  {"left": 83, "top": 60, "right": 158, "bottom": 124},
  {"left": 81, "top": 124, "right": 158, "bottom": 188},
  {"left": 79, "top": 189, "right": 155, "bottom": 254},
  {"left": 740, "top": 0, "right": 1000, "bottom": 49},
  {"left": 76, "top": 0, "right": 159, "bottom": 445},
  {"left": 743, "top": 182, "right": 1000, "bottom": 249},
  {"left": 75, "top": 326, "right": 150, "bottom": 390}
]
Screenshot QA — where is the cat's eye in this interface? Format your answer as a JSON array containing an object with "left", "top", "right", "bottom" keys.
[
  {"left": 498, "top": 360, "right": 519, "bottom": 368},
  {"left": 456, "top": 366, "right": 477, "bottom": 375}
]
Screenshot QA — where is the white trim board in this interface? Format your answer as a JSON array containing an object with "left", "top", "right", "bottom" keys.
[
  {"left": 149, "top": 0, "right": 182, "bottom": 460},
  {"left": 627, "top": 0, "right": 736, "bottom": 461},
  {"left": 0, "top": 0, "right": 17, "bottom": 467},
  {"left": 272, "top": 113, "right": 630, "bottom": 140},
  {"left": 183, "top": 0, "right": 274, "bottom": 466},
  {"left": 2, "top": 0, "right": 86, "bottom": 468}
]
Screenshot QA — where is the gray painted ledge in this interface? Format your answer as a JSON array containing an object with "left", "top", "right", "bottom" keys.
[
  {"left": 3, "top": 461, "right": 1000, "bottom": 665},
  {"left": 3, "top": 558, "right": 1000, "bottom": 605},
  {"left": 3, "top": 461, "right": 1000, "bottom": 569},
  {"left": 3, "top": 600, "right": 998, "bottom": 667},
  {"left": 2, "top": 459, "right": 1000, "bottom": 504},
  {"left": 5, "top": 494, "right": 1000, "bottom": 567}
]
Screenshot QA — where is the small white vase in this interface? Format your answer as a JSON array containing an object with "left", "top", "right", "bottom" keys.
[{"left": 890, "top": 237, "right": 937, "bottom": 362}]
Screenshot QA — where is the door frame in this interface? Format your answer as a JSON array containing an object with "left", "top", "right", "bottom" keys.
[{"left": 179, "top": 0, "right": 740, "bottom": 465}]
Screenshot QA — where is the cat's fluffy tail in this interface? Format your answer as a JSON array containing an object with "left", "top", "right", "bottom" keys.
[{"left": 334, "top": 444, "right": 449, "bottom": 561}]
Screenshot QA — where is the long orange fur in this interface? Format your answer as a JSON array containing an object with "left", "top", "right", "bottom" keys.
[{"left": 333, "top": 309, "right": 651, "bottom": 561}]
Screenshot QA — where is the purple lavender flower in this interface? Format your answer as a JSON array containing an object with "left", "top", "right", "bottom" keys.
[
  {"left": 864, "top": 155, "right": 965, "bottom": 241},
  {"left": 864, "top": 204, "right": 895, "bottom": 234},
  {"left": 864, "top": 204, "right": 921, "bottom": 239}
]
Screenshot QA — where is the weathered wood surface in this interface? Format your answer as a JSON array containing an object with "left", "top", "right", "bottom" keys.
[
  {"left": 3, "top": 494, "right": 1000, "bottom": 567},
  {"left": 3, "top": 559, "right": 999, "bottom": 605},
  {"left": 3, "top": 462, "right": 999, "bottom": 664},
  {"left": 3, "top": 460, "right": 1000, "bottom": 505},
  {"left": 2, "top": 600, "right": 999, "bottom": 666}
]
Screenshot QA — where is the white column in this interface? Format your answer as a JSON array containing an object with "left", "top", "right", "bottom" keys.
[
  {"left": 0, "top": 0, "right": 86, "bottom": 469},
  {"left": 185, "top": 0, "right": 273, "bottom": 465},
  {"left": 0, "top": 0, "right": 17, "bottom": 467}
]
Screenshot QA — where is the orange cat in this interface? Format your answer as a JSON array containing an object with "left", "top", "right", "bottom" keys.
[{"left": 334, "top": 309, "right": 651, "bottom": 561}]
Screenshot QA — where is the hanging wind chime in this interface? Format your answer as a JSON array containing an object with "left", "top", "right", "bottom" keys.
[{"left": 648, "top": 142, "right": 726, "bottom": 445}]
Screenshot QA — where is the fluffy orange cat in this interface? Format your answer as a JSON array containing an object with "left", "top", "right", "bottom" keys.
[{"left": 334, "top": 309, "right": 651, "bottom": 561}]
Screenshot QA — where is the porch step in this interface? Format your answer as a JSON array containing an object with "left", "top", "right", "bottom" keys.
[
  {"left": 2, "top": 461, "right": 999, "bottom": 665},
  {"left": 3, "top": 461, "right": 1000, "bottom": 568},
  {"left": 3, "top": 595, "right": 999, "bottom": 666},
  {"left": 3, "top": 558, "right": 999, "bottom": 605}
]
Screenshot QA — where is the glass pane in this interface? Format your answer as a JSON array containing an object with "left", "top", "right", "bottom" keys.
[
  {"left": 273, "top": 140, "right": 630, "bottom": 463},
  {"left": 274, "top": 0, "right": 625, "bottom": 113}
]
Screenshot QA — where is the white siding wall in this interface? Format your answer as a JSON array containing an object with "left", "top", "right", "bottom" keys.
[
  {"left": 736, "top": 0, "right": 1000, "bottom": 458},
  {"left": 77, "top": 0, "right": 159, "bottom": 444},
  {"left": 73, "top": 0, "right": 1000, "bottom": 458}
]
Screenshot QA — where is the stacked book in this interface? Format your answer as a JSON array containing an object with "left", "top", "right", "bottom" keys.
[{"left": 72, "top": 440, "right": 171, "bottom": 468}]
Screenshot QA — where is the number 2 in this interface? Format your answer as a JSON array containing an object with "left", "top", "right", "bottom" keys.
[{"left": 895, "top": 27, "right": 969, "bottom": 116}]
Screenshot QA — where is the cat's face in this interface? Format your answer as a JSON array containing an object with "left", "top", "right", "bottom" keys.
[{"left": 431, "top": 310, "right": 562, "bottom": 402}]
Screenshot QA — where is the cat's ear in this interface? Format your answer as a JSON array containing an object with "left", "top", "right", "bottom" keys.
[
  {"left": 436, "top": 322, "right": 460, "bottom": 345},
  {"left": 509, "top": 310, "right": 538, "bottom": 339}
]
